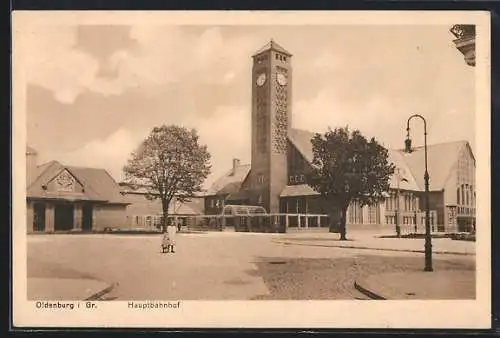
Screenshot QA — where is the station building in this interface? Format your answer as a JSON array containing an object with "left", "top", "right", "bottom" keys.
[
  {"left": 204, "top": 40, "right": 476, "bottom": 233},
  {"left": 25, "top": 146, "right": 203, "bottom": 233},
  {"left": 26, "top": 146, "right": 129, "bottom": 233}
]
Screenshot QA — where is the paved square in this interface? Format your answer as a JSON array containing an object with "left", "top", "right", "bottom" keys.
[{"left": 27, "top": 231, "right": 475, "bottom": 300}]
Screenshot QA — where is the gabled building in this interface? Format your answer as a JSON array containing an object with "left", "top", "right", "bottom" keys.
[
  {"left": 204, "top": 40, "right": 476, "bottom": 233},
  {"left": 26, "top": 146, "right": 129, "bottom": 232}
]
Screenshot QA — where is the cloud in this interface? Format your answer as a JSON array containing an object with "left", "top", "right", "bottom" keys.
[
  {"left": 293, "top": 87, "right": 414, "bottom": 149},
  {"left": 20, "top": 24, "right": 261, "bottom": 104},
  {"left": 176, "top": 105, "right": 251, "bottom": 188},
  {"left": 37, "top": 104, "right": 251, "bottom": 188},
  {"left": 39, "top": 128, "right": 147, "bottom": 181}
]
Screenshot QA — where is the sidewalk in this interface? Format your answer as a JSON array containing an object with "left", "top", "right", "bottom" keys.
[
  {"left": 275, "top": 232, "right": 476, "bottom": 256},
  {"left": 28, "top": 277, "right": 116, "bottom": 301},
  {"left": 355, "top": 270, "right": 476, "bottom": 300}
]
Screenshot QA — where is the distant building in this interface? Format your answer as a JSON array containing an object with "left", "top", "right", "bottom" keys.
[
  {"left": 119, "top": 182, "right": 204, "bottom": 230},
  {"left": 204, "top": 40, "right": 476, "bottom": 233}
]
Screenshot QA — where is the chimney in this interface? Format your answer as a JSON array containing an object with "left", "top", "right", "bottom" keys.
[
  {"left": 232, "top": 158, "right": 240, "bottom": 175},
  {"left": 26, "top": 146, "right": 38, "bottom": 187}
]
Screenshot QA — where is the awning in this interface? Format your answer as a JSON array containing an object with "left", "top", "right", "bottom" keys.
[{"left": 280, "top": 184, "right": 320, "bottom": 197}]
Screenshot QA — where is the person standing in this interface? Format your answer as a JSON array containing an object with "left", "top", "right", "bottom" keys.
[
  {"left": 177, "top": 218, "right": 182, "bottom": 232},
  {"left": 166, "top": 222, "right": 177, "bottom": 253}
]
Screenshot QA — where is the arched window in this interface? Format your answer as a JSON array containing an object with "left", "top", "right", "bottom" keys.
[{"left": 457, "top": 187, "right": 461, "bottom": 205}]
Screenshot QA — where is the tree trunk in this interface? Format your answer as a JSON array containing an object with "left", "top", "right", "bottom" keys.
[
  {"left": 328, "top": 210, "right": 338, "bottom": 233},
  {"left": 339, "top": 204, "right": 349, "bottom": 241},
  {"left": 161, "top": 200, "right": 170, "bottom": 232}
]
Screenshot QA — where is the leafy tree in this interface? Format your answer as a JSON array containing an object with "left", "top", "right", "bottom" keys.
[
  {"left": 308, "top": 127, "right": 395, "bottom": 240},
  {"left": 123, "top": 125, "right": 211, "bottom": 231}
]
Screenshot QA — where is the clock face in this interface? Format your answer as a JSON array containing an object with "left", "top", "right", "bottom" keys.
[
  {"left": 277, "top": 73, "right": 287, "bottom": 86},
  {"left": 256, "top": 73, "right": 266, "bottom": 87}
]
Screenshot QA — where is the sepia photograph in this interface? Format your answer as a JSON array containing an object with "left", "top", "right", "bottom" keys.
[{"left": 12, "top": 11, "right": 490, "bottom": 328}]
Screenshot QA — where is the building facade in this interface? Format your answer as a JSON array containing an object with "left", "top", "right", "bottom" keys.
[
  {"left": 119, "top": 183, "right": 204, "bottom": 230},
  {"left": 204, "top": 40, "right": 476, "bottom": 233}
]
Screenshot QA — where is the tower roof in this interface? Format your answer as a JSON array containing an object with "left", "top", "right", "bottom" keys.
[{"left": 253, "top": 39, "right": 292, "bottom": 57}]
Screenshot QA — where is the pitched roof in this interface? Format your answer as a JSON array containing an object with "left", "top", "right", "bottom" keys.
[
  {"left": 27, "top": 161, "right": 127, "bottom": 203},
  {"left": 398, "top": 140, "right": 469, "bottom": 191},
  {"left": 288, "top": 128, "right": 316, "bottom": 163},
  {"left": 206, "top": 164, "right": 251, "bottom": 196},
  {"left": 253, "top": 39, "right": 292, "bottom": 57},
  {"left": 387, "top": 149, "right": 420, "bottom": 191},
  {"left": 66, "top": 166, "right": 126, "bottom": 203},
  {"left": 287, "top": 129, "right": 469, "bottom": 192},
  {"left": 170, "top": 199, "right": 200, "bottom": 215}
]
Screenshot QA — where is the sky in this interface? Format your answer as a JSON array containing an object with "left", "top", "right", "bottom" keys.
[{"left": 22, "top": 23, "right": 475, "bottom": 188}]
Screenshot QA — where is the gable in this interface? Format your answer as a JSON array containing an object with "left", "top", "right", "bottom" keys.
[{"left": 46, "top": 169, "right": 84, "bottom": 193}]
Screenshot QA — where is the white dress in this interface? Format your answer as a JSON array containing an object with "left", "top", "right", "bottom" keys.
[{"left": 166, "top": 225, "right": 177, "bottom": 246}]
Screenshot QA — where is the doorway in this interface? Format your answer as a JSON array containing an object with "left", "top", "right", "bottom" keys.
[
  {"left": 82, "top": 204, "right": 93, "bottom": 231},
  {"left": 54, "top": 204, "right": 74, "bottom": 231},
  {"left": 33, "top": 203, "right": 46, "bottom": 232}
]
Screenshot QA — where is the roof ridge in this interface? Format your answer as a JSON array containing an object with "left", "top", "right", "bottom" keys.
[
  {"left": 253, "top": 39, "right": 292, "bottom": 56},
  {"left": 404, "top": 139, "right": 468, "bottom": 149},
  {"left": 27, "top": 160, "right": 63, "bottom": 190}
]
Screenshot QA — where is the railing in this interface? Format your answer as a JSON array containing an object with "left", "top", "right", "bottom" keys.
[{"left": 183, "top": 213, "right": 331, "bottom": 233}]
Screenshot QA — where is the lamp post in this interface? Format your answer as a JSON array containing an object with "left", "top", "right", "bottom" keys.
[
  {"left": 395, "top": 168, "right": 401, "bottom": 238},
  {"left": 405, "top": 114, "right": 433, "bottom": 272},
  {"left": 395, "top": 168, "right": 409, "bottom": 238}
]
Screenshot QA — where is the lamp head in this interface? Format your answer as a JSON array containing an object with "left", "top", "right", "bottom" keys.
[{"left": 405, "top": 137, "right": 412, "bottom": 153}]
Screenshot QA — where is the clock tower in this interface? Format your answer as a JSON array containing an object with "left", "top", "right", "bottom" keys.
[{"left": 250, "top": 39, "right": 292, "bottom": 213}]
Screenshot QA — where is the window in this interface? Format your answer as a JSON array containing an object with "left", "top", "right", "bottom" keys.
[
  {"left": 289, "top": 175, "right": 295, "bottom": 183},
  {"left": 457, "top": 188, "right": 461, "bottom": 205},
  {"left": 368, "top": 205, "right": 379, "bottom": 224},
  {"left": 275, "top": 53, "right": 279, "bottom": 60},
  {"left": 257, "top": 174, "right": 264, "bottom": 184}
]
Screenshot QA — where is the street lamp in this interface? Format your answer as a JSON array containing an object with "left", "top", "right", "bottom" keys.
[{"left": 405, "top": 114, "right": 433, "bottom": 272}]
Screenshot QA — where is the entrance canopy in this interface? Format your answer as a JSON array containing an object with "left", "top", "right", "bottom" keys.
[{"left": 222, "top": 205, "right": 267, "bottom": 216}]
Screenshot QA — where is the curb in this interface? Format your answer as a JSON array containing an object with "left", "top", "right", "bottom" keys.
[
  {"left": 354, "top": 281, "right": 386, "bottom": 300},
  {"left": 272, "top": 240, "right": 475, "bottom": 256},
  {"left": 85, "top": 282, "right": 119, "bottom": 301}
]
